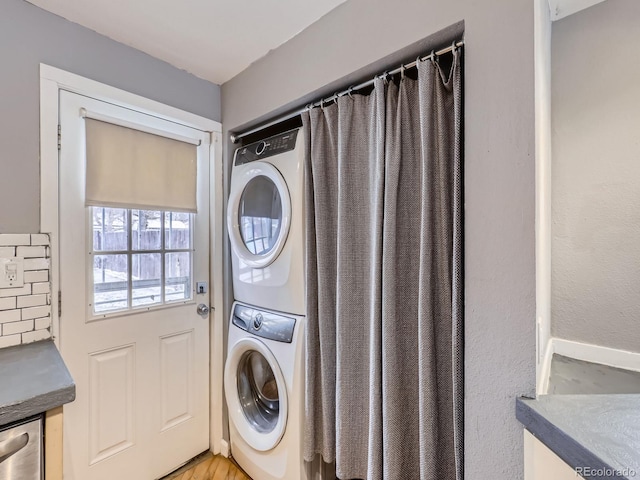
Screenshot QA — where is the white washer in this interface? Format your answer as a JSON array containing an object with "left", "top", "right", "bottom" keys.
[
  {"left": 227, "top": 129, "right": 305, "bottom": 315},
  {"left": 224, "top": 302, "right": 306, "bottom": 480}
]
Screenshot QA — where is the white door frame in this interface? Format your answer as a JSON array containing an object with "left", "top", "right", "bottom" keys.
[{"left": 39, "top": 64, "right": 225, "bottom": 454}]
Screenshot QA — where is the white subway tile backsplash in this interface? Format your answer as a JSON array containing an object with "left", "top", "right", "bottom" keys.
[
  {"left": 0, "top": 233, "right": 52, "bottom": 349},
  {"left": 22, "top": 329, "right": 50, "bottom": 344},
  {"left": 16, "top": 246, "right": 46, "bottom": 258},
  {"left": 3, "top": 319, "right": 34, "bottom": 335},
  {"left": 21, "top": 305, "right": 50, "bottom": 320},
  {"left": 0, "top": 297, "right": 16, "bottom": 311},
  {"left": 34, "top": 317, "right": 50, "bottom": 330},
  {"left": 0, "top": 309, "right": 21, "bottom": 323},
  {"left": 23, "top": 258, "right": 50, "bottom": 271},
  {"left": 0, "top": 285, "right": 31, "bottom": 298},
  {"left": 32, "top": 282, "right": 51, "bottom": 295},
  {"left": 17, "top": 294, "right": 48, "bottom": 309},
  {"left": 0, "top": 234, "right": 30, "bottom": 246},
  {"left": 24, "top": 271, "right": 49, "bottom": 283},
  {"left": 30, "top": 234, "right": 50, "bottom": 246},
  {"left": 0, "top": 334, "right": 21, "bottom": 348}
]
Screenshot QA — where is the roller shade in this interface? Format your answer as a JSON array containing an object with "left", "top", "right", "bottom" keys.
[{"left": 85, "top": 118, "right": 198, "bottom": 212}]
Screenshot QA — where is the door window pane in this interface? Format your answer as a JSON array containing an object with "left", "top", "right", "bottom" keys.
[
  {"left": 238, "top": 176, "right": 282, "bottom": 255},
  {"left": 132, "top": 210, "right": 162, "bottom": 250},
  {"left": 93, "top": 254, "right": 128, "bottom": 312},
  {"left": 132, "top": 254, "right": 162, "bottom": 307},
  {"left": 165, "top": 252, "right": 191, "bottom": 302},
  {"left": 165, "top": 212, "right": 191, "bottom": 250},
  {"left": 92, "top": 207, "right": 128, "bottom": 251},
  {"left": 90, "top": 207, "right": 195, "bottom": 316}
]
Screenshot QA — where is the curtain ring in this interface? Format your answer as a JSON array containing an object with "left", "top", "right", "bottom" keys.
[
  {"left": 400, "top": 64, "right": 405, "bottom": 80},
  {"left": 430, "top": 50, "right": 437, "bottom": 66},
  {"left": 348, "top": 86, "right": 354, "bottom": 99},
  {"left": 320, "top": 97, "right": 325, "bottom": 110}
]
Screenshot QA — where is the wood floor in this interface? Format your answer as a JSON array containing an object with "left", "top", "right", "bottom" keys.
[{"left": 163, "top": 453, "right": 251, "bottom": 480}]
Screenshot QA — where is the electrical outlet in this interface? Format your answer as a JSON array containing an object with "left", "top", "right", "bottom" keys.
[{"left": 0, "top": 257, "right": 24, "bottom": 289}]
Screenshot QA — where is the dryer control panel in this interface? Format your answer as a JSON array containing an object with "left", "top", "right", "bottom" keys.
[
  {"left": 232, "top": 303, "right": 297, "bottom": 343},
  {"left": 234, "top": 129, "right": 299, "bottom": 166}
]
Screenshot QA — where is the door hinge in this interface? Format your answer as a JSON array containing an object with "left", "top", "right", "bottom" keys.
[
  {"left": 58, "top": 291, "right": 62, "bottom": 317},
  {"left": 57, "top": 124, "right": 61, "bottom": 151}
]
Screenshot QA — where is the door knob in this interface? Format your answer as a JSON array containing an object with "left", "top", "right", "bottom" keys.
[{"left": 197, "top": 304, "right": 210, "bottom": 316}]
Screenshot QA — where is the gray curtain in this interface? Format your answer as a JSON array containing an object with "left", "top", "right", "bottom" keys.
[{"left": 303, "top": 48, "right": 463, "bottom": 480}]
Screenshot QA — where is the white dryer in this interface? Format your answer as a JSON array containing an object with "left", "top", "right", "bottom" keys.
[
  {"left": 224, "top": 302, "right": 306, "bottom": 480},
  {"left": 227, "top": 129, "right": 305, "bottom": 315}
]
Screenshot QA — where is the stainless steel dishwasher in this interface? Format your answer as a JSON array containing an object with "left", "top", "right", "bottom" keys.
[{"left": 0, "top": 415, "right": 43, "bottom": 480}]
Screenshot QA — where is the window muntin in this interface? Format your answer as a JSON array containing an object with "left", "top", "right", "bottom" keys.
[{"left": 90, "top": 207, "right": 193, "bottom": 316}]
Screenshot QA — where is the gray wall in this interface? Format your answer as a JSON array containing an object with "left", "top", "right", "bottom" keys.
[
  {"left": 221, "top": 0, "right": 537, "bottom": 478},
  {"left": 0, "top": 0, "right": 221, "bottom": 234},
  {"left": 551, "top": 0, "right": 640, "bottom": 353}
]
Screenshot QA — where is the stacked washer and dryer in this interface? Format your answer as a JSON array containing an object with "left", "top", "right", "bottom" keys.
[{"left": 225, "top": 129, "right": 308, "bottom": 480}]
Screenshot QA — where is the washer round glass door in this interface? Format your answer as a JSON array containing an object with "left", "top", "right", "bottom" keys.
[
  {"left": 224, "top": 337, "right": 288, "bottom": 451},
  {"left": 228, "top": 162, "right": 291, "bottom": 268}
]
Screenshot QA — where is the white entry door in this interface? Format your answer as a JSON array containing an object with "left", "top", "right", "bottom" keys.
[{"left": 59, "top": 91, "right": 211, "bottom": 480}]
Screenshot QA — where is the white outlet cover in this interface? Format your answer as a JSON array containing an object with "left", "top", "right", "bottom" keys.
[{"left": 0, "top": 257, "right": 24, "bottom": 289}]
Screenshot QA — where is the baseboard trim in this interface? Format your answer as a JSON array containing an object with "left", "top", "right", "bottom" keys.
[
  {"left": 537, "top": 339, "right": 553, "bottom": 395},
  {"left": 553, "top": 338, "right": 640, "bottom": 371},
  {"left": 220, "top": 439, "right": 230, "bottom": 458},
  {"left": 548, "top": 0, "right": 608, "bottom": 21},
  {"left": 539, "top": 338, "right": 640, "bottom": 394}
]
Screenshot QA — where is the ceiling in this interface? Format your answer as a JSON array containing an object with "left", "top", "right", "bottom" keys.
[{"left": 26, "top": 0, "right": 347, "bottom": 85}]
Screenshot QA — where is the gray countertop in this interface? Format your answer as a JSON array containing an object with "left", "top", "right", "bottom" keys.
[
  {"left": 0, "top": 340, "right": 75, "bottom": 425},
  {"left": 517, "top": 395, "right": 640, "bottom": 480}
]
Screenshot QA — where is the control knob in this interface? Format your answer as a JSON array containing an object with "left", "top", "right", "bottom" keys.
[{"left": 256, "top": 141, "right": 267, "bottom": 155}]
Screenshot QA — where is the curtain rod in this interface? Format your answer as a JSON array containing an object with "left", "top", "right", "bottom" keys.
[{"left": 230, "top": 39, "right": 464, "bottom": 144}]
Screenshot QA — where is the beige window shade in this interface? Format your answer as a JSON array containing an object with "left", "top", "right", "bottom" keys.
[{"left": 85, "top": 118, "right": 198, "bottom": 212}]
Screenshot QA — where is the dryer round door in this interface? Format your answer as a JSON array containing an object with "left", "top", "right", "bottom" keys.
[
  {"left": 224, "top": 337, "right": 288, "bottom": 451},
  {"left": 228, "top": 162, "right": 291, "bottom": 268}
]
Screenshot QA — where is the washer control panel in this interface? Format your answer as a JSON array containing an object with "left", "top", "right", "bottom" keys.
[
  {"left": 234, "top": 129, "right": 299, "bottom": 166},
  {"left": 232, "top": 303, "right": 296, "bottom": 343}
]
